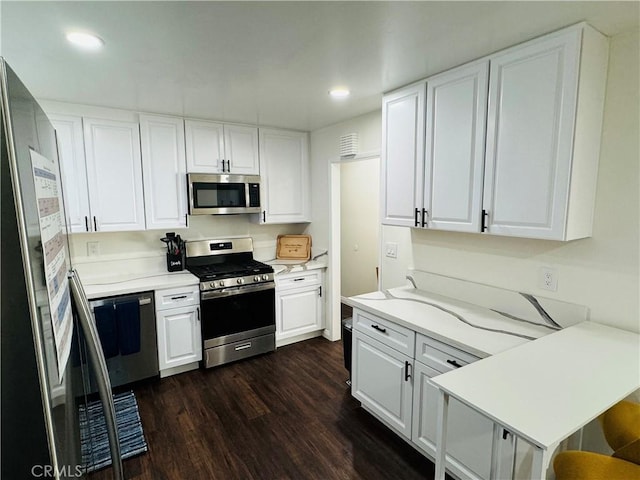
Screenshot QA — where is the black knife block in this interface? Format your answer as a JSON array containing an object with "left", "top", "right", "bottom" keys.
[{"left": 166, "top": 251, "right": 185, "bottom": 272}]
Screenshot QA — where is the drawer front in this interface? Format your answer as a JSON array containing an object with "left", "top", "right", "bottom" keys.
[
  {"left": 155, "top": 284, "right": 200, "bottom": 310},
  {"left": 204, "top": 333, "right": 275, "bottom": 368},
  {"left": 353, "top": 310, "right": 415, "bottom": 357},
  {"left": 276, "top": 270, "right": 322, "bottom": 290},
  {"left": 415, "top": 333, "right": 479, "bottom": 373}
]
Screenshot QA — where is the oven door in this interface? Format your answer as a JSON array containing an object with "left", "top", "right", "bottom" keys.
[{"left": 200, "top": 283, "right": 275, "bottom": 348}]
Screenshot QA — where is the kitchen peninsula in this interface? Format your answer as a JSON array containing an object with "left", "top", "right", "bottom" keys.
[{"left": 346, "top": 272, "right": 640, "bottom": 480}]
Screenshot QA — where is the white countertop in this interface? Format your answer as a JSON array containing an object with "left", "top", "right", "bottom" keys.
[
  {"left": 78, "top": 257, "right": 325, "bottom": 299},
  {"left": 267, "top": 259, "right": 327, "bottom": 275},
  {"left": 80, "top": 270, "right": 199, "bottom": 299},
  {"left": 431, "top": 321, "right": 640, "bottom": 449},
  {"left": 346, "top": 286, "right": 556, "bottom": 358}
]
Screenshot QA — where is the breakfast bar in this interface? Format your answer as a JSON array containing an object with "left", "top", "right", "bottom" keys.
[{"left": 431, "top": 321, "right": 640, "bottom": 480}]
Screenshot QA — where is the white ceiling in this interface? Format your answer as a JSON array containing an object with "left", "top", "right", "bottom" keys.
[{"left": 1, "top": 1, "right": 638, "bottom": 131}]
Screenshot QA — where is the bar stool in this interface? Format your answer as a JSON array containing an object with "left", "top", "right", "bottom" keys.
[{"left": 553, "top": 400, "right": 640, "bottom": 479}]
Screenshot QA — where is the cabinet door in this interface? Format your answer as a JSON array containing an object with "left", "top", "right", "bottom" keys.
[
  {"left": 157, "top": 305, "right": 202, "bottom": 370},
  {"left": 224, "top": 124, "right": 260, "bottom": 175},
  {"left": 184, "top": 119, "right": 225, "bottom": 173},
  {"left": 258, "top": 128, "right": 310, "bottom": 224},
  {"left": 276, "top": 284, "right": 322, "bottom": 340},
  {"left": 352, "top": 331, "right": 413, "bottom": 439},
  {"left": 483, "top": 30, "right": 581, "bottom": 240},
  {"left": 424, "top": 62, "right": 488, "bottom": 232},
  {"left": 83, "top": 118, "right": 145, "bottom": 232},
  {"left": 412, "top": 361, "right": 494, "bottom": 480},
  {"left": 381, "top": 83, "right": 425, "bottom": 227},
  {"left": 140, "top": 114, "right": 188, "bottom": 230},
  {"left": 49, "top": 114, "right": 92, "bottom": 232}
]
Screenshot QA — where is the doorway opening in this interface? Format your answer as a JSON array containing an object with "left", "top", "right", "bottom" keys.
[{"left": 339, "top": 156, "right": 380, "bottom": 319}]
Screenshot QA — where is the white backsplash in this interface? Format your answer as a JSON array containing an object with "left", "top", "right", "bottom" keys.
[
  {"left": 407, "top": 269, "right": 589, "bottom": 329},
  {"left": 69, "top": 215, "right": 309, "bottom": 268}
]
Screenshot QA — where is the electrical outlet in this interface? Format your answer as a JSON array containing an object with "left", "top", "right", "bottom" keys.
[
  {"left": 87, "top": 241, "right": 100, "bottom": 257},
  {"left": 539, "top": 267, "right": 558, "bottom": 291},
  {"left": 385, "top": 242, "right": 398, "bottom": 258}
]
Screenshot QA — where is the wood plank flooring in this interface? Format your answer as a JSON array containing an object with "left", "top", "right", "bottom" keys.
[{"left": 91, "top": 337, "right": 440, "bottom": 480}]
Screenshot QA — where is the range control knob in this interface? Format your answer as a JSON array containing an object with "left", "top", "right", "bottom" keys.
[
  {"left": 237, "top": 278, "right": 244, "bottom": 285},
  {"left": 209, "top": 282, "right": 215, "bottom": 289},
  {"left": 218, "top": 280, "right": 225, "bottom": 287},
  {"left": 262, "top": 274, "right": 269, "bottom": 281},
  {"left": 254, "top": 276, "right": 260, "bottom": 282}
]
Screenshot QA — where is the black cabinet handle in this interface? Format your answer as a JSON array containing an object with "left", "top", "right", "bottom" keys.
[
  {"left": 421, "top": 208, "right": 428, "bottom": 228},
  {"left": 225, "top": 160, "right": 231, "bottom": 172},
  {"left": 481, "top": 209, "right": 488, "bottom": 232},
  {"left": 405, "top": 361, "right": 412, "bottom": 381},
  {"left": 84, "top": 216, "right": 89, "bottom": 232},
  {"left": 371, "top": 324, "right": 386, "bottom": 333},
  {"left": 196, "top": 307, "right": 200, "bottom": 322},
  {"left": 414, "top": 208, "right": 419, "bottom": 227},
  {"left": 262, "top": 211, "right": 266, "bottom": 222},
  {"left": 446, "top": 359, "right": 463, "bottom": 368},
  {"left": 93, "top": 216, "right": 97, "bottom": 231},
  {"left": 319, "top": 286, "right": 322, "bottom": 297},
  {"left": 502, "top": 429, "right": 510, "bottom": 440},
  {"left": 171, "top": 295, "right": 187, "bottom": 300}
]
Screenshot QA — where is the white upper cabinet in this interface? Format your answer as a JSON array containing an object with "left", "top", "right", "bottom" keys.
[
  {"left": 381, "top": 83, "right": 425, "bottom": 227},
  {"left": 185, "top": 119, "right": 259, "bottom": 175},
  {"left": 382, "top": 23, "right": 608, "bottom": 241},
  {"left": 223, "top": 124, "right": 260, "bottom": 175},
  {"left": 48, "top": 114, "right": 91, "bottom": 233},
  {"left": 83, "top": 117, "right": 146, "bottom": 232},
  {"left": 423, "top": 61, "right": 489, "bottom": 233},
  {"left": 184, "top": 119, "right": 224, "bottom": 173},
  {"left": 255, "top": 128, "right": 310, "bottom": 224},
  {"left": 483, "top": 25, "right": 608, "bottom": 240},
  {"left": 139, "top": 114, "right": 188, "bottom": 230}
]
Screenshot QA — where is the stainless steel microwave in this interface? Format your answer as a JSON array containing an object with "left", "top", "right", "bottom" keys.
[{"left": 188, "top": 173, "right": 261, "bottom": 215}]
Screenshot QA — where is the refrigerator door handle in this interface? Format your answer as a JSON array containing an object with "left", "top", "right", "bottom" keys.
[{"left": 68, "top": 270, "right": 124, "bottom": 480}]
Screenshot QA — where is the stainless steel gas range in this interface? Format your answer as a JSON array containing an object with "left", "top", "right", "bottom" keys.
[{"left": 185, "top": 237, "right": 275, "bottom": 368}]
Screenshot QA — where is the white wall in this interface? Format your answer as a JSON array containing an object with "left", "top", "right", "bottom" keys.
[
  {"left": 308, "top": 110, "right": 382, "bottom": 340},
  {"left": 382, "top": 28, "right": 640, "bottom": 334}
]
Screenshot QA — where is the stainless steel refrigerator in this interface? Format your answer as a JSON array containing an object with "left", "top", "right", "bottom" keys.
[{"left": 1, "top": 58, "right": 123, "bottom": 479}]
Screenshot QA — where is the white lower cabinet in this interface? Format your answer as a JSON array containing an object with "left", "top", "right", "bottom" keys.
[
  {"left": 412, "top": 362, "right": 493, "bottom": 480},
  {"left": 275, "top": 270, "right": 324, "bottom": 345},
  {"left": 351, "top": 309, "right": 501, "bottom": 480},
  {"left": 352, "top": 331, "right": 413, "bottom": 439},
  {"left": 155, "top": 285, "right": 202, "bottom": 376}
]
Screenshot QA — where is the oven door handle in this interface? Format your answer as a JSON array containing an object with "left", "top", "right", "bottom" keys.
[{"left": 201, "top": 281, "right": 275, "bottom": 300}]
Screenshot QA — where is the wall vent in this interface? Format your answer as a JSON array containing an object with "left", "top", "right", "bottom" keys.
[{"left": 339, "top": 133, "right": 358, "bottom": 158}]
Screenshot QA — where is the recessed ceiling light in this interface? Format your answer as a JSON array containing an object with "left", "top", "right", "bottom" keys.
[
  {"left": 329, "top": 88, "right": 350, "bottom": 99},
  {"left": 66, "top": 31, "right": 104, "bottom": 50}
]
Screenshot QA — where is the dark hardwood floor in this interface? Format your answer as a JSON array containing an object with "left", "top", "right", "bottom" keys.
[{"left": 91, "top": 337, "right": 439, "bottom": 480}]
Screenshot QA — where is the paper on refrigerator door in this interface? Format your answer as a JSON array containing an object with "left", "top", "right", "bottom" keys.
[{"left": 30, "top": 149, "right": 73, "bottom": 381}]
